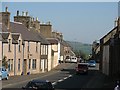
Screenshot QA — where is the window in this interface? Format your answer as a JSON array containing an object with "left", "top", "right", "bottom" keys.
[
  {"left": 36, "top": 42, "right": 38, "bottom": 52},
  {"left": 8, "top": 39, "right": 11, "bottom": 52},
  {"left": 8, "top": 59, "right": 13, "bottom": 71},
  {"left": 45, "top": 45, "right": 48, "bottom": 55},
  {"left": 28, "top": 41, "right": 30, "bottom": 52},
  {"left": 32, "top": 59, "right": 36, "bottom": 69},
  {"left": 8, "top": 59, "right": 10, "bottom": 71},
  {"left": 18, "top": 59, "right": 20, "bottom": 71},
  {"left": 35, "top": 60, "right": 36, "bottom": 69},
  {"left": 18, "top": 40, "right": 21, "bottom": 52},
  {"left": 29, "top": 59, "right": 31, "bottom": 69},
  {"left": 45, "top": 59, "right": 47, "bottom": 69},
  {"left": 11, "top": 59, "right": 13, "bottom": 71},
  {"left": 44, "top": 45, "right": 46, "bottom": 55},
  {"left": 41, "top": 45, "right": 43, "bottom": 55}
]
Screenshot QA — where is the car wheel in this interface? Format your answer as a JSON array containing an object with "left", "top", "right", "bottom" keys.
[{"left": 5, "top": 76, "right": 8, "bottom": 80}]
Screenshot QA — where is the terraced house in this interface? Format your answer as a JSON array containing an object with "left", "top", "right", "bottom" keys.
[{"left": 0, "top": 7, "right": 74, "bottom": 76}]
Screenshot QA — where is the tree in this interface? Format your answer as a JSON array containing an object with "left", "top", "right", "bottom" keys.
[
  {"left": 74, "top": 50, "right": 87, "bottom": 60},
  {"left": 2, "top": 56, "right": 8, "bottom": 69}
]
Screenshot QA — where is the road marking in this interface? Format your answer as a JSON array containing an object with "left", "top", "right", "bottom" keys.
[
  {"left": 52, "top": 82, "right": 57, "bottom": 85},
  {"left": 57, "top": 74, "right": 73, "bottom": 83},
  {"left": 68, "top": 75, "right": 72, "bottom": 78},
  {"left": 58, "top": 79, "right": 64, "bottom": 82},
  {"left": 63, "top": 77, "right": 68, "bottom": 80},
  {"left": 2, "top": 71, "right": 60, "bottom": 88},
  {"left": 3, "top": 63, "right": 75, "bottom": 88}
]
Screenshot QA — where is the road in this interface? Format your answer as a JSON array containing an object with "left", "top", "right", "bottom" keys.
[{"left": 1, "top": 63, "right": 106, "bottom": 90}]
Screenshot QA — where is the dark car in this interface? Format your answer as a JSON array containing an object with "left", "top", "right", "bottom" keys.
[
  {"left": 75, "top": 63, "right": 88, "bottom": 74},
  {"left": 22, "top": 79, "right": 54, "bottom": 90}
]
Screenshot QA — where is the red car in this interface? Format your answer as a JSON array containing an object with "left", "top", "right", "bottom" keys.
[{"left": 75, "top": 63, "right": 88, "bottom": 74}]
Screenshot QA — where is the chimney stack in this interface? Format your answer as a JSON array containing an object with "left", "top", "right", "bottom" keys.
[{"left": 17, "top": 10, "right": 19, "bottom": 16}]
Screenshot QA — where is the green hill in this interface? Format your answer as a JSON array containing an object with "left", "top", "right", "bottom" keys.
[{"left": 66, "top": 41, "right": 92, "bottom": 56}]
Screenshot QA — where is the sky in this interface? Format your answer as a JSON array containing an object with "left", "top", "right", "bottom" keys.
[{"left": 1, "top": 2, "right": 118, "bottom": 44}]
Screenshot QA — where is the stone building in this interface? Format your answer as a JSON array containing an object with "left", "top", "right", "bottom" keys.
[
  {"left": 100, "top": 17, "right": 120, "bottom": 79},
  {"left": 40, "top": 22, "right": 52, "bottom": 38}
]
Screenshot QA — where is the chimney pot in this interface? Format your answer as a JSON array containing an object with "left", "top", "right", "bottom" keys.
[
  {"left": 22, "top": 11, "right": 25, "bottom": 16},
  {"left": 17, "top": 10, "right": 19, "bottom": 16},
  {"left": 5, "top": 6, "right": 8, "bottom": 12},
  {"left": 26, "top": 12, "right": 28, "bottom": 16},
  {"left": 36, "top": 17, "right": 38, "bottom": 21},
  {"left": 48, "top": 21, "right": 50, "bottom": 25}
]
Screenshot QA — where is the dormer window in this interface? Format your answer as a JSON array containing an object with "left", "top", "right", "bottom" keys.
[
  {"left": 18, "top": 40, "right": 21, "bottom": 52},
  {"left": 8, "top": 39, "right": 11, "bottom": 52},
  {"left": 28, "top": 41, "right": 30, "bottom": 52},
  {"left": 36, "top": 42, "right": 38, "bottom": 52}
]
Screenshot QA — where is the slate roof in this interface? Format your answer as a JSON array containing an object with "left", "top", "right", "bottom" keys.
[
  {"left": 30, "top": 28, "right": 50, "bottom": 44},
  {"left": 10, "top": 22, "right": 49, "bottom": 44},
  {"left": 47, "top": 38, "right": 58, "bottom": 44},
  {"left": 61, "top": 40, "right": 71, "bottom": 47}
]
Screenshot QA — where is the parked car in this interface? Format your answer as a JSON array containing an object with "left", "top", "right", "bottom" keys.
[
  {"left": 65, "top": 56, "right": 71, "bottom": 63},
  {"left": 22, "top": 79, "right": 54, "bottom": 90},
  {"left": 0, "top": 67, "right": 9, "bottom": 80},
  {"left": 70, "top": 56, "right": 77, "bottom": 63},
  {"left": 88, "top": 60, "right": 96, "bottom": 67},
  {"left": 75, "top": 63, "right": 88, "bottom": 74}
]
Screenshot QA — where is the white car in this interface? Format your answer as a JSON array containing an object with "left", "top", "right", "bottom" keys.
[
  {"left": 70, "top": 57, "right": 77, "bottom": 63},
  {"left": 0, "top": 67, "right": 9, "bottom": 80}
]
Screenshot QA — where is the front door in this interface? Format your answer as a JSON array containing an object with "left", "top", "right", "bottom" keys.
[
  {"left": 41, "top": 59, "right": 45, "bottom": 72},
  {"left": 23, "top": 59, "right": 27, "bottom": 75}
]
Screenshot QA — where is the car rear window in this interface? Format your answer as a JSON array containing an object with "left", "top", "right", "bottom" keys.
[
  {"left": 89, "top": 60, "right": 95, "bottom": 63},
  {"left": 78, "top": 64, "right": 87, "bottom": 68}
]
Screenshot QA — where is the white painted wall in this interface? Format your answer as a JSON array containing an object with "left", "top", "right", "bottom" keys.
[
  {"left": 58, "top": 42, "right": 60, "bottom": 62},
  {"left": 48, "top": 45, "right": 52, "bottom": 71}
]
